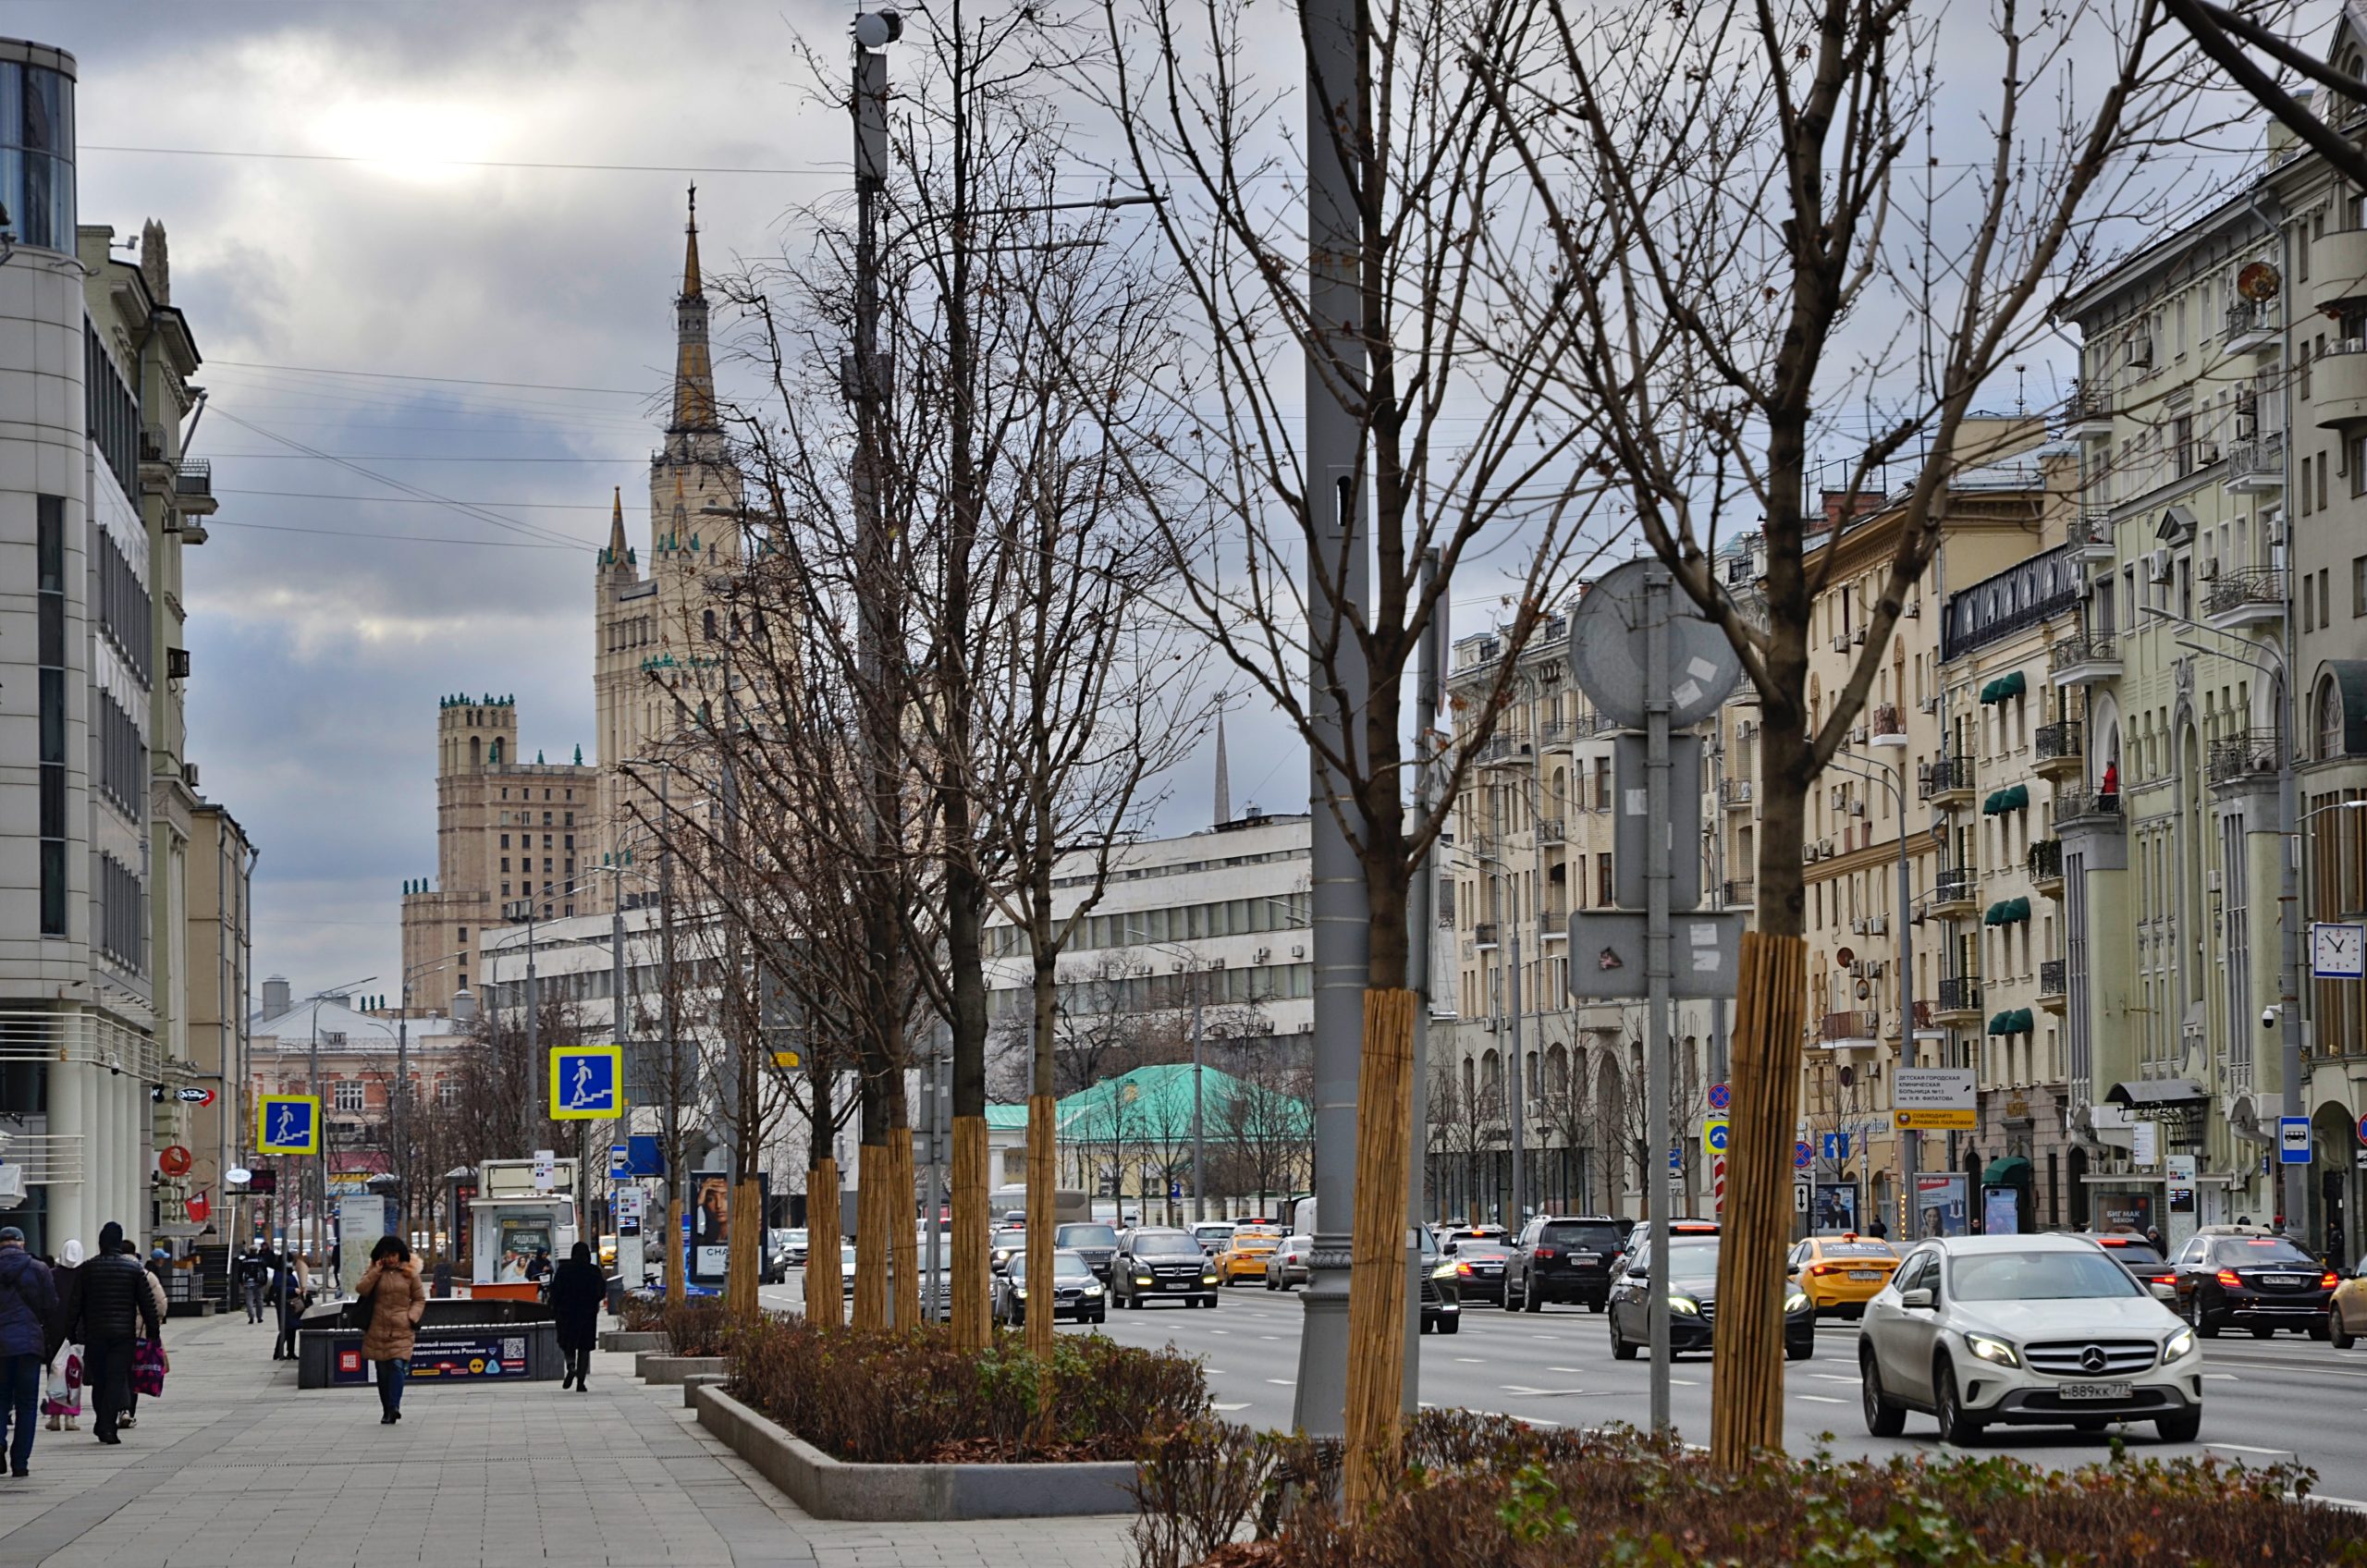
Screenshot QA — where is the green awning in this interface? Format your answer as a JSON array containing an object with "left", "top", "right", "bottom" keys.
[
  {"left": 1979, "top": 678, "right": 2003, "bottom": 704},
  {"left": 1983, "top": 1156, "right": 2033, "bottom": 1185},
  {"left": 2010, "top": 1008, "right": 2034, "bottom": 1033},
  {"left": 1982, "top": 790, "right": 2004, "bottom": 815},
  {"left": 1988, "top": 1011, "right": 2012, "bottom": 1034},
  {"left": 2001, "top": 783, "right": 2029, "bottom": 812},
  {"left": 2007, "top": 897, "right": 2030, "bottom": 924},
  {"left": 1983, "top": 901, "right": 2005, "bottom": 925},
  {"left": 1983, "top": 670, "right": 2028, "bottom": 704}
]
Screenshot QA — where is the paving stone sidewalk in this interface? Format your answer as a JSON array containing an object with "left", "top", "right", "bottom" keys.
[{"left": 0, "top": 1307, "right": 1134, "bottom": 1568}]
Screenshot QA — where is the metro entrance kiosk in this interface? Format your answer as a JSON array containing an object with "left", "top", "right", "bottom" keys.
[{"left": 468, "top": 1155, "right": 583, "bottom": 1302}]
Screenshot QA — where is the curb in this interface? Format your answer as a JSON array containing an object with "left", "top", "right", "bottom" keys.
[
  {"left": 690, "top": 1382, "right": 1137, "bottom": 1521},
  {"left": 602, "top": 1330, "right": 669, "bottom": 1354}
]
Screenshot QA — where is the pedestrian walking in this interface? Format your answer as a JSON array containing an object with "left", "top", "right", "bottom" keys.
[
  {"left": 120, "top": 1239, "right": 167, "bottom": 1429},
  {"left": 43, "top": 1241, "right": 83, "bottom": 1432},
  {"left": 57, "top": 1221, "right": 162, "bottom": 1445},
  {"left": 0, "top": 1226, "right": 58, "bottom": 1477},
  {"left": 548, "top": 1241, "right": 604, "bottom": 1392},
  {"left": 430, "top": 1256, "right": 454, "bottom": 1300},
  {"left": 238, "top": 1243, "right": 269, "bottom": 1323},
  {"left": 352, "top": 1237, "right": 424, "bottom": 1425},
  {"left": 272, "top": 1252, "right": 309, "bottom": 1361}
]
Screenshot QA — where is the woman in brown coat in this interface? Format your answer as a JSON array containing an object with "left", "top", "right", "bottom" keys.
[{"left": 354, "top": 1237, "right": 425, "bottom": 1425}]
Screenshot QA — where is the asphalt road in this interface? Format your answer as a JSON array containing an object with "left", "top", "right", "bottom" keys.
[{"left": 765, "top": 1273, "right": 2367, "bottom": 1501}]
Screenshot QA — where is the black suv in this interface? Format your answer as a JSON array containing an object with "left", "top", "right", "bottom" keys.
[
  {"left": 1111, "top": 1227, "right": 1219, "bottom": 1309},
  {"left": 1506, "top": 1214, "right": 1625, "bottom": 1313},
  {"left": 1053, "top": 1221, "right": 1121, "bottom": 1284}
]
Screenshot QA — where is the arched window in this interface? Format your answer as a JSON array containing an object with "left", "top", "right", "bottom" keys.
[
  {"left": 2320, "top": 675, "right": 2346, "bottom": 762},
  {"left": 703, "top": 608, "right": 717, "bottom": 642},
  {"left": 1481, "top": 1048, "right": 1502, "bottom": 1096},
  {"left": 1461, "top": 1055, "right": 1477, "bottom": 1109},
  {"left": 470, "top": 735, "right": 482, "bottom": 769},
  {"left": 1546, "top": 1043, "right": 1569, "bottom": 1097}
]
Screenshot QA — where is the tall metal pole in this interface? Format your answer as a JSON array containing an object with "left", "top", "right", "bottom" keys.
[
  {"left": 396, "top": 982, "right": 410, "bottom": 1243},
  {"left": 1644, "top": 566, "right": 1674, "bottom": 1434},
  {"left": 660, "top": 768, "right": 682, "bottom": 1299},
  {"left": 1191, "top": 993, "right": 1205, "bottom": 1224},
  {"left": 1507, "top": 931, "right": 1526, "bottom": 1225},
  {"left": 1893, "top": 755, "right": 1917, "bottom": 1237},
  {"left": 1290, "top": 0, "right": 1371, "bottom": 1439},
  {"left": 525, "top": 906, "right": 540, "bottom": 1151},
  {"left": 309, "top": 1010, "right": 321, "bottom": 1268},
  {"left": 1404, "top": 546, "right": 1441, "bottom": 1415},
  {"left": 2278, "top": 648, "right": 2306, "bottom": 1236}
]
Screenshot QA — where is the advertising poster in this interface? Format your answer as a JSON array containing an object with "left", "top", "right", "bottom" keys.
[
  {"left": 1912, "top": 1173, "right": 1968, "bottom": 1238},
  {"left": 1811, "top": 1182, "right": 1859, "bottom": 1235},
  {"left": 2096, "top": 1190, "right": 2156, "bottom": 1235},
  {"left": 1982, "top": 1185, "right": 2020, "bottom": 1236},
  {"left": 332, "top": 1336, "right": 530, "bottom": 1385},
  {"left": 495, "top": 1215, "right": 555, "bottom": 1283},
  {"left": 2166, "top": 1155, "right": 2197, "bottom": 1215},
  {"left": 692, "top": 1170, "right": 731, "bottom": 1284}
]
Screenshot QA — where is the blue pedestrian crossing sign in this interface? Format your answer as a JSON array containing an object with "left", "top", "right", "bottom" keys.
[
  {"left": 551, "top": 1046, "right": 624, "bottom": 1121},
  {"left": 256, "top": 1095, "right": 320, "bottom": 1156}
]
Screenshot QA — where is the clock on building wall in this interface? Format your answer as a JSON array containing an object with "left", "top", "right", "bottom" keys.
[{"left": 2312, "top": 921, "right": 2366, "bottom": 980}]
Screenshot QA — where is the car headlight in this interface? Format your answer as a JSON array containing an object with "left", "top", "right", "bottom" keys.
[
  {"left": 1201, "top": 1271, "right": 1219, "bottom": 1284},
  {"left": 1083, "top": 1283, "right": 1103, "bottom": 1296},
  {"left": 1785, "top": 1291, "right": 1811, "bottom": 1314},
  {"left": 1668, "top": 1295, "right": 1701, "bottom": 1315},
  {"left": 1012, "top": 1287, "right": 1028, "bottom": 1299},
  {"left": 1964, "top": 1333, "right": 2019, "bottom": 1367},
  {"left": 1134, "top": 1275, "right": 1153, "bottom": 1286},
  {"left": 2164, "top": 1327, "right": 2197, "bottom": 1363},
  {"left": 1433, "top": 1261, "right": 1458, "bottom": 1279}
]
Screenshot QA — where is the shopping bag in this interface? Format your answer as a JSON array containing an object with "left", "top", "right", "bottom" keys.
[{"left": 131, "top": 1339, "right": 166, "bottom": 1398}]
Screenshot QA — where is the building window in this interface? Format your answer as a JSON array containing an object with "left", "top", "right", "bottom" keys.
[
  {"left": 458, "top": 927, "right": 468, "bottom": 943},
  {"left": 457, "top": 971, "right": 467, "bottom": 991},
  {"left": 0, "top": 61, "right": 75, "bottom": 251},
  {"left": 2321, "top": 676, "right": 2346, "bottom": 762},
  {"left": 500, "top": 858, "right": 509, "bottom": 873},
  {"left": 500, "top": 834, "right": 509, "bottom": 850},
  {"left": 438, "top": 1078, "right": 462, "bottom": 1108},
  {"left": 501, "top": 882, "right": 510, "bottom": 899},
  {"left": 36, "top": 496, "right": 66, "bottom": 935},
  {"left": 332, "top": 1081, "right": 364, "bottom": 1113}
]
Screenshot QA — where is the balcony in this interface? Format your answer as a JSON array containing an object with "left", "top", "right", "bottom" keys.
[
  {"left": 1722, "top": 877, "right": 1754, "bottom": 908},
  {"left": 2063, "top": 382, "right": 2113, "bottom": 440},
  {"left": 171, "top": 459, "right": 218, "bottom": 518},
  {"left": 2226, "top": 430, "right": 2286, "bottom": 494},
  {"left": 2312, "top": 227, "right": 2367, "bottom": 315},
  {"left": 2206, "top": 728, "right": 2282, "bottom": 790},
  {"left": 1476, "top": 733, "right": 1531, "bottom": 766},
  {"left": 2050, "top": 633, "right": 2121, "bottom": 687},
  {"left": 1473, "top": 922, "right": 1501, "bottom": 950},
  {"left": 1539, "top": 719, "right": 1571, "bottom": 747},
  {"left": 2315, "top": 337, "right": 2367, "bottom": 431},
  {"left": 1869, "top": 703, "right": 1905, "bottom": 743},
  {"left": 1930, "top": 865, "right": 1980, "bottom": 918},
  {"left": 1537, "top": 816, "right": 1566, "bottom": 846},
  {"left": 2033, "top": 720, "right": 2082, "bottom": 780},
  {"left": 1821, "top": 1010, "right": 1881, "bottom": 1047},
  {"left": 2027, "top": 838, "right": 2064, "bottom": 897},
  {"left": 2203, "top": 566, "right": 2287, "bottom": 631},
  {"left": 1539, "top": 905, "right": 1567, "bottom": 940},
  {"left": 2067, "top": 511, "right": 2115, "bottom": 562},
  {"left": 2038, "top": 958, "right": 2068, "bottom": 1014},
  {"left": 2054, "top": 787, "right": 2124, "bottom": 828},
  {"left": 1919, "top": 754, "right": 1976, "bottom": 807},
  {"left": 1932, "top": 974, "right": 1983, "bottom": 1023},
  {"left": 2224, "top": 298, "right": 2283, "bottom": 356},
  {"left": 1719, "top": 778, "right": 1755, "bottom": 812}
]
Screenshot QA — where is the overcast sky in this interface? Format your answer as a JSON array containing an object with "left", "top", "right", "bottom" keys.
[{"left": 12, "top": 0, "right": 1275, "bottom": 1004}]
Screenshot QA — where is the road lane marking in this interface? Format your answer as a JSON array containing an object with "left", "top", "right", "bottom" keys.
[
  {"left": 2209, "top": 1443, "right": 2298, "bottom": 1457},
  {"left": 1454, "top": 1357, "right": 1486, "bottom": 1364},
  {"left": 1501, "top": 1386, "right": 1588, "bottom": 1397},
  {"left": 1212, "top": 1402, "right": 1250, "bottom": 1412},
  {"left": 1798, "top": 1395, "right": 1846, "bottom": 1404},
  {"left": 1670, "top": 1378, "right": 1700, "bottom": 1386},
  {"left": 2201, "top": 1373, "right": 2238, "bottom": 1380},
  {"left": 1549, "top": 1366, "right": 1588, "bottom": 1374},
  {"left": 1266, "top": 1378, "right": 1294, "bottom": 1386}
]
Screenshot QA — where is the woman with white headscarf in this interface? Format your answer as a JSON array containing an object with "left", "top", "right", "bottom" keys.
[{"left": 42, "top": 1241, "right": 82, "bottom": 1431}]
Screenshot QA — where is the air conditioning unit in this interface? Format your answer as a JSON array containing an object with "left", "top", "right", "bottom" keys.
[
  {"left": 1853, "top": 626, "right": 1867, "bottom": 645},
  {"left": 1851, "top": 917, "right": 1869, "bottom": 936},
  {"left": 1867, "top": 915, "right": 1887, "bottom": 937},
  {"left": 1832, "top": 632, "right": 1850, "bottom": 653},
  {"left": 2200, "top": 557, "right": 2220, "bottom": 580},
  {"left": 2267, "top": 519, "right": 2286, "bottom": 547},
  {"left": 1862, "top": 958, "right": 1887, "bottom": 978},
  {"left": 1819, "top": 839, "right": 1836, "bottom": 859},
  {"left": 1291, "top": 945, "right": 1306, "bottom": 959},
  {"left": 1919, "top": 695, "right": 1940, "bottom": 714},
  {"left": 1254, "top": 947, "right": 1271, "bottom": 963},
  {"left": 2197, "top": 442, "right": 2222, "bottom": 465},
  {"left": 1851, "top": 727, "right": 1870, "bottom": 745},
  {"left": 180, "top": 762, "right": 199, "bottom": 790},
  {"left": 2206, "top": 869, "right": 2221, "bottom": 891},
  {"left": 1804, "top": 842, "right": 1821, "bottom": 864},
  {"left": 2126, "top": 334, "right": 2153, "bottom": 368},
  {"left": 1849, "top": 800, "right": 1868, "bottom": 817},
  {"left": 1906, "top": 599, "right": 1922, "bottom": 619},
  {"left": 2147, "top": 548, "right": 2174, "bottom": 584}
]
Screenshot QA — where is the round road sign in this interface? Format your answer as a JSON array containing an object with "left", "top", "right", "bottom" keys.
[
  {"left": 1708, "top": 1083, "right": 1731, "bottom": 1113},
  {"left": 1794, "top": 1141, "right": 1813, "bottom": 1170},
  {"left": 1565, "top": 558, "right": 1745, "bottom": 730}
]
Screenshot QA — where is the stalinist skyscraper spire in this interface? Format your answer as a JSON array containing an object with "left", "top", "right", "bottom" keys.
[{"left": 1213, "top": 709, "right": 1232, "bottom": 826}]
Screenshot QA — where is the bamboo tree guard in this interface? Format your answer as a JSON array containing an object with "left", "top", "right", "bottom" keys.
[
  {"left": 1024, "top": 1093, "right": 1058, "bottom": 1437},
  {"left": 889, "top": 1138, "right": 921, "bottom": 1329},
  {"left": 950, "top": 1116, "right": 992, "bottom": 1351},
  {"left": 1343, "top": 988, "right": 1417, "bottom": 1512},
  {"left": 807, "top": 1157, "right": 842, "bottom": 1329},
  {"left": 1709, "top": 931, "right": 1809, "bottom": 1466},
  {"left": 668, "top": 1193, "right": 688, "bottom": 1304},
  {"left": 852, "top": 1146, "right": 889, "bottom": 1330},
  {"left": 729, "top": 1178, "right": 764, "bottom": 1319}
]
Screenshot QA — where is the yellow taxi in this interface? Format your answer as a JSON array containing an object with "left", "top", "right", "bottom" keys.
[
  {"left": 1787, "top": 1233, "right": 1901, "bottom": 1317},
  {"left": 1217, "top": 1230, "right": 1280, "bottom": 1284}
]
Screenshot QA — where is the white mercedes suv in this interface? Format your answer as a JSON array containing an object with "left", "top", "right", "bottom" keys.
[{"left": 1858, "top": 1233, "right": 2202, "bottom": 1444}]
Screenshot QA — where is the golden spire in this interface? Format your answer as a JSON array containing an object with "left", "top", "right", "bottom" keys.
[
  {"left": 607, "top": 485, "right": 628, "bottom": 563},
  {"left": 668, "top": 185, "right": 719, "bottom": 433},
  {"left": 681, "top": 184, "right": 703, "bottom": 301}
]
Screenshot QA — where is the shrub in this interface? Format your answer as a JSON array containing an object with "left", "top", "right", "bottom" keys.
[
  {"left": 728, "top": 1317, "right": 1208, "bottom": 1464},
  {"left": 613, "top": 1296, "right": 735, "bottom": 1358},
  {"left": 1127, "top": 1415, "right": 2367, "bottom": 1568}
]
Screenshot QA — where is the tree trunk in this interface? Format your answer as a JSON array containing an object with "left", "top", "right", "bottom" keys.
[
  {"left": 950, "top": 1115, "right": 990, "bottom": 1350},
  {"left": 806, "top": 1157, "right": 842, "bottom": 1328},
  {"left": 1342, "top": 987, "right": 1416, "bottom": 1512},
  {"left": 1024, "top": 1097, "right": 1057, "bottom": 1363}
]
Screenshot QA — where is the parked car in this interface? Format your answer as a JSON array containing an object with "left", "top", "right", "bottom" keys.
[
  {"left": 1419, "top": 1224, "right": 1462, "bottom": 1335},
  {"left": 1263, "top": 1233, "right": 1312, "bottom": 1291},
  {"left": 1858, "top": 1234, "right": 2202, "bottom": 1444},
  {"left": 1615, "top": 1218, "right": 1719, "bottom": 1275},
  {"left": 1609, "top": 1233, "right": 1811, "bottom": 1362},
  {"left": 1505, "top": 1214, "right": 1625, "bottom": 1314},
  {"left": 1053, "top": 1222, "right": 1121, "bottom": 1283},
  {"left": 839, "top": 1243, "right": 859, "bottom": 1299},
  {"left": 1215, "top": 1231, "right": 1279, "bottom": 1286},
  {"left": 992, "top": 1246, "right": 1108, "bottom": 1326},
  {"left": 2167, "top": 1232, "right": 2336, "bottom": 1340},
  {"left": 2332, "top": 1259, "right": 2367, "bottom": 1350},
  {"left": 760, "top": 1229, "right": 800, "bottom": 1284},
  {"left": 2072, "top": 1231, "right": 2176, "bottom": 1294},
  {"left": 782, "top": 1228, "right": 809, "bottom": 1267},
  {"left": 988, "top": 1226, "right": 1029, "bottom": 1274},
  {"left": 1787, "top": 1234, "right": 1902, "bottom": 1318},
  {"left": 1191, "top": 1221, "right": 1237, "bottom": 1256},
  {"left": 1444, "top": 1238, "right": 1515, "bottom": 1305},
  {"left": 1113, "top": 1228, "right": 1220, "bottom": 1308}
]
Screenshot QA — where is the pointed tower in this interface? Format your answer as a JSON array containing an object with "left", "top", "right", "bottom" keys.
[
  {"left": 668, "top": 187, "right": 719, "bottom": 438},
  {"left": 605, "top": 486, "right": 630, "bottom": 570},
  {"left": 1213, "top": 710, "right": 1233, "bottom": 826}
]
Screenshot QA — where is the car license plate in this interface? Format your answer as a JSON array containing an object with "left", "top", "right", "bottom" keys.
[
  {"left": 1572, "top": 1253, "right": 1597, "bottom": 1263},
  {"left": 2059, "top": 1383, "right": 2131, "bottom": 1402},
  {"left": 2263, "top": 1275, "right": 2303, "bottom": 1287},
  {"left": 1847, "top": 1270, "right": 1882, "bottom": 1280}
]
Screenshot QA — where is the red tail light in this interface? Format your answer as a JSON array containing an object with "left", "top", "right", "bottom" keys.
[
  {"left": 2149, "top": 1274, "right": 2174, "bottom": 1286},
  {"left": 1811, "top": 1263, "right": 1833, "bottom": 1276},
  {"left": 1456, "top": 1262, "right": 1472, "bottom": 1276},
  {"left": 1536, "top": 1247, "right": 1558, "bottom": 1258},
  {"left": 2216, "top": 1269, "right": 2242, "bottom": 1289},
  {"left": 2324, "top": 1272, "right": 2340, "bottom": 1290}
]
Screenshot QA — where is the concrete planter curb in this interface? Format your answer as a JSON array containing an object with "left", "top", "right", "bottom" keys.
[
  {"left": 637, "top": 1353, "right": 727, "bottom": 1384},
  {"left": 691, "top": 1383, "right": 1138, "bottom": 1521},
  {"left": 682, "top": 1372, "right": 727, "bottom": 1409},
  {"left": 602, "top": 1330, "right": 668, "bottom": 1354}
]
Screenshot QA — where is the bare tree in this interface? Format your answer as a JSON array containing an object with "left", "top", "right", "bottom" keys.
[
  {"left": 1474, "top": 0, "right": 2219, "bottom": 1461},
  {"left": 1426, "top": 1060, "right": 1501, "bottom": 1228}
]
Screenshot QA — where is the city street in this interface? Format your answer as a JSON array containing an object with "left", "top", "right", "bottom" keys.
[{"left": 767, "top": 1276, "right": 2367, "bottom": 1501}]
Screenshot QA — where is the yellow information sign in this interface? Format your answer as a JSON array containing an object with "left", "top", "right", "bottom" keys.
[
  {"left": 1894, "top": 1108, "right": 1977, "bottom": 1131},
  {"left": 771, "top": 1049, "right": 801, "bottom": 1070},
  {"left": 550, "top": 1045, "right": 623, "bottom": 1121}
]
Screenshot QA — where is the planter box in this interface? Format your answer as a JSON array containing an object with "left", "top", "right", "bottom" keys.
[
  {"left": 692, "top": 1382, "right": 1136, "bottom": 1522},
  {"left": 637, "top": 1353, "right": 727, "bottom": 1384},
  {"left": 681, "top": 1372, "right": 727, "bottom": 1409},
  {"left": 601, "top": 1330, "right": 668, "bottom": 1354}
]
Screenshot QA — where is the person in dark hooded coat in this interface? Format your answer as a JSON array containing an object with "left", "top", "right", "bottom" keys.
[{"left": 546, "top": 1242, "right": 606, "bottom": 1391}]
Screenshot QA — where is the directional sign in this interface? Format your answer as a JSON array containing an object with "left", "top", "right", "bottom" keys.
[
  {"left": 1703, "top": 1118, "right": 1729, "bottom": 1158},
  {"left": 1668, "top": 1145, "right": 1683, "bottom": 1174},
  {"left": 256, "top": 1096, "right": 320, "bottom": 1156},
  {"left": 550, "top": 1045, "right": 623, "bottom": 1121},
  {"left": 1892, "top": 1067, "right": 1977, "bottom": 1131},
  {"left": 150, "top": 1085, "right": 216, "bottom": 1106},
  {"left": 1613, "top": 734, "right": 1704, "bottom": 911},
  {"left": 1708, "top": 1083, "right": 1731, "bottom": 1113},
  {"left": 2279, "top": 1116, "right": 2312, "bottom": 1166},
  {"left": 1821, "top": 1131, "right": 1850, "bottom": 1162},
  {"left": 1794, "top": 1140, "right": 1813, "bottom": 1170}
]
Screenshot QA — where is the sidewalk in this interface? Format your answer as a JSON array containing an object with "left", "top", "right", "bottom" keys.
[{"left": 0, "top": 1308, "right": 1134, "bottom": 1568}]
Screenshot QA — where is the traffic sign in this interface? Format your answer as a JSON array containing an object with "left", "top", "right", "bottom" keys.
[
  {"left": 1568, "top": 911, "right": 1747, "bottom": 1000},
  {"left": 1566, "top": 557, "right": 1743, "bottom": 729},
  {"left": 1668, "top": 1145, "right": 1683, "bottom": 1173},
  {"left": 1703, "top": 1118, "right": 1729, "bottom": 1157},
  {"left": 550, "top": 1045, "right": 623, "bottom": 1121},
  {"left": 1821, "top": 1131, "right": 1850, "bottom": 1162},
  {"left": 2358, "top": 1113, "right": 2367, "bottom": 1149},
  {"left": 1892, "top": 1067, "right": 1977, "bottom": 1131},
  {"left": 608, "top": 1144, "right": 630, "bottom": 1180},
  {"left": 256, "top": 1096, "right": 320, "bottom": 1156},
  {"left": 150, "top": 1085, "right": 215, "bottom": 1106},
  {"left": 1793, "top": 1140, "right": 1812, "bottom": 1170},
  {"left": 1708, "top": 1083, "right": 1731, "bottom": 1113},
  {"left": 771, "top": 1049, "right": 802, "bottom": 1070},
  {"left": 226, "top": 1166, "right": 253, "bottom": 1187},
  {"left": 2279, "top": 1116, "right": 2312, "bottom": 1166}
]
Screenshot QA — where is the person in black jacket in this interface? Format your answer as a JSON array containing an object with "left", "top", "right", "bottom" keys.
[
  {"left": 546, "top": 1242, "right": 605, "bottom": 1391},
  {"left": 0, "top": 1227, "right": 57, "bottom": 1476},
  {"left": 59, "top": 1222, "right": 161, "bottom": 1444}
]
